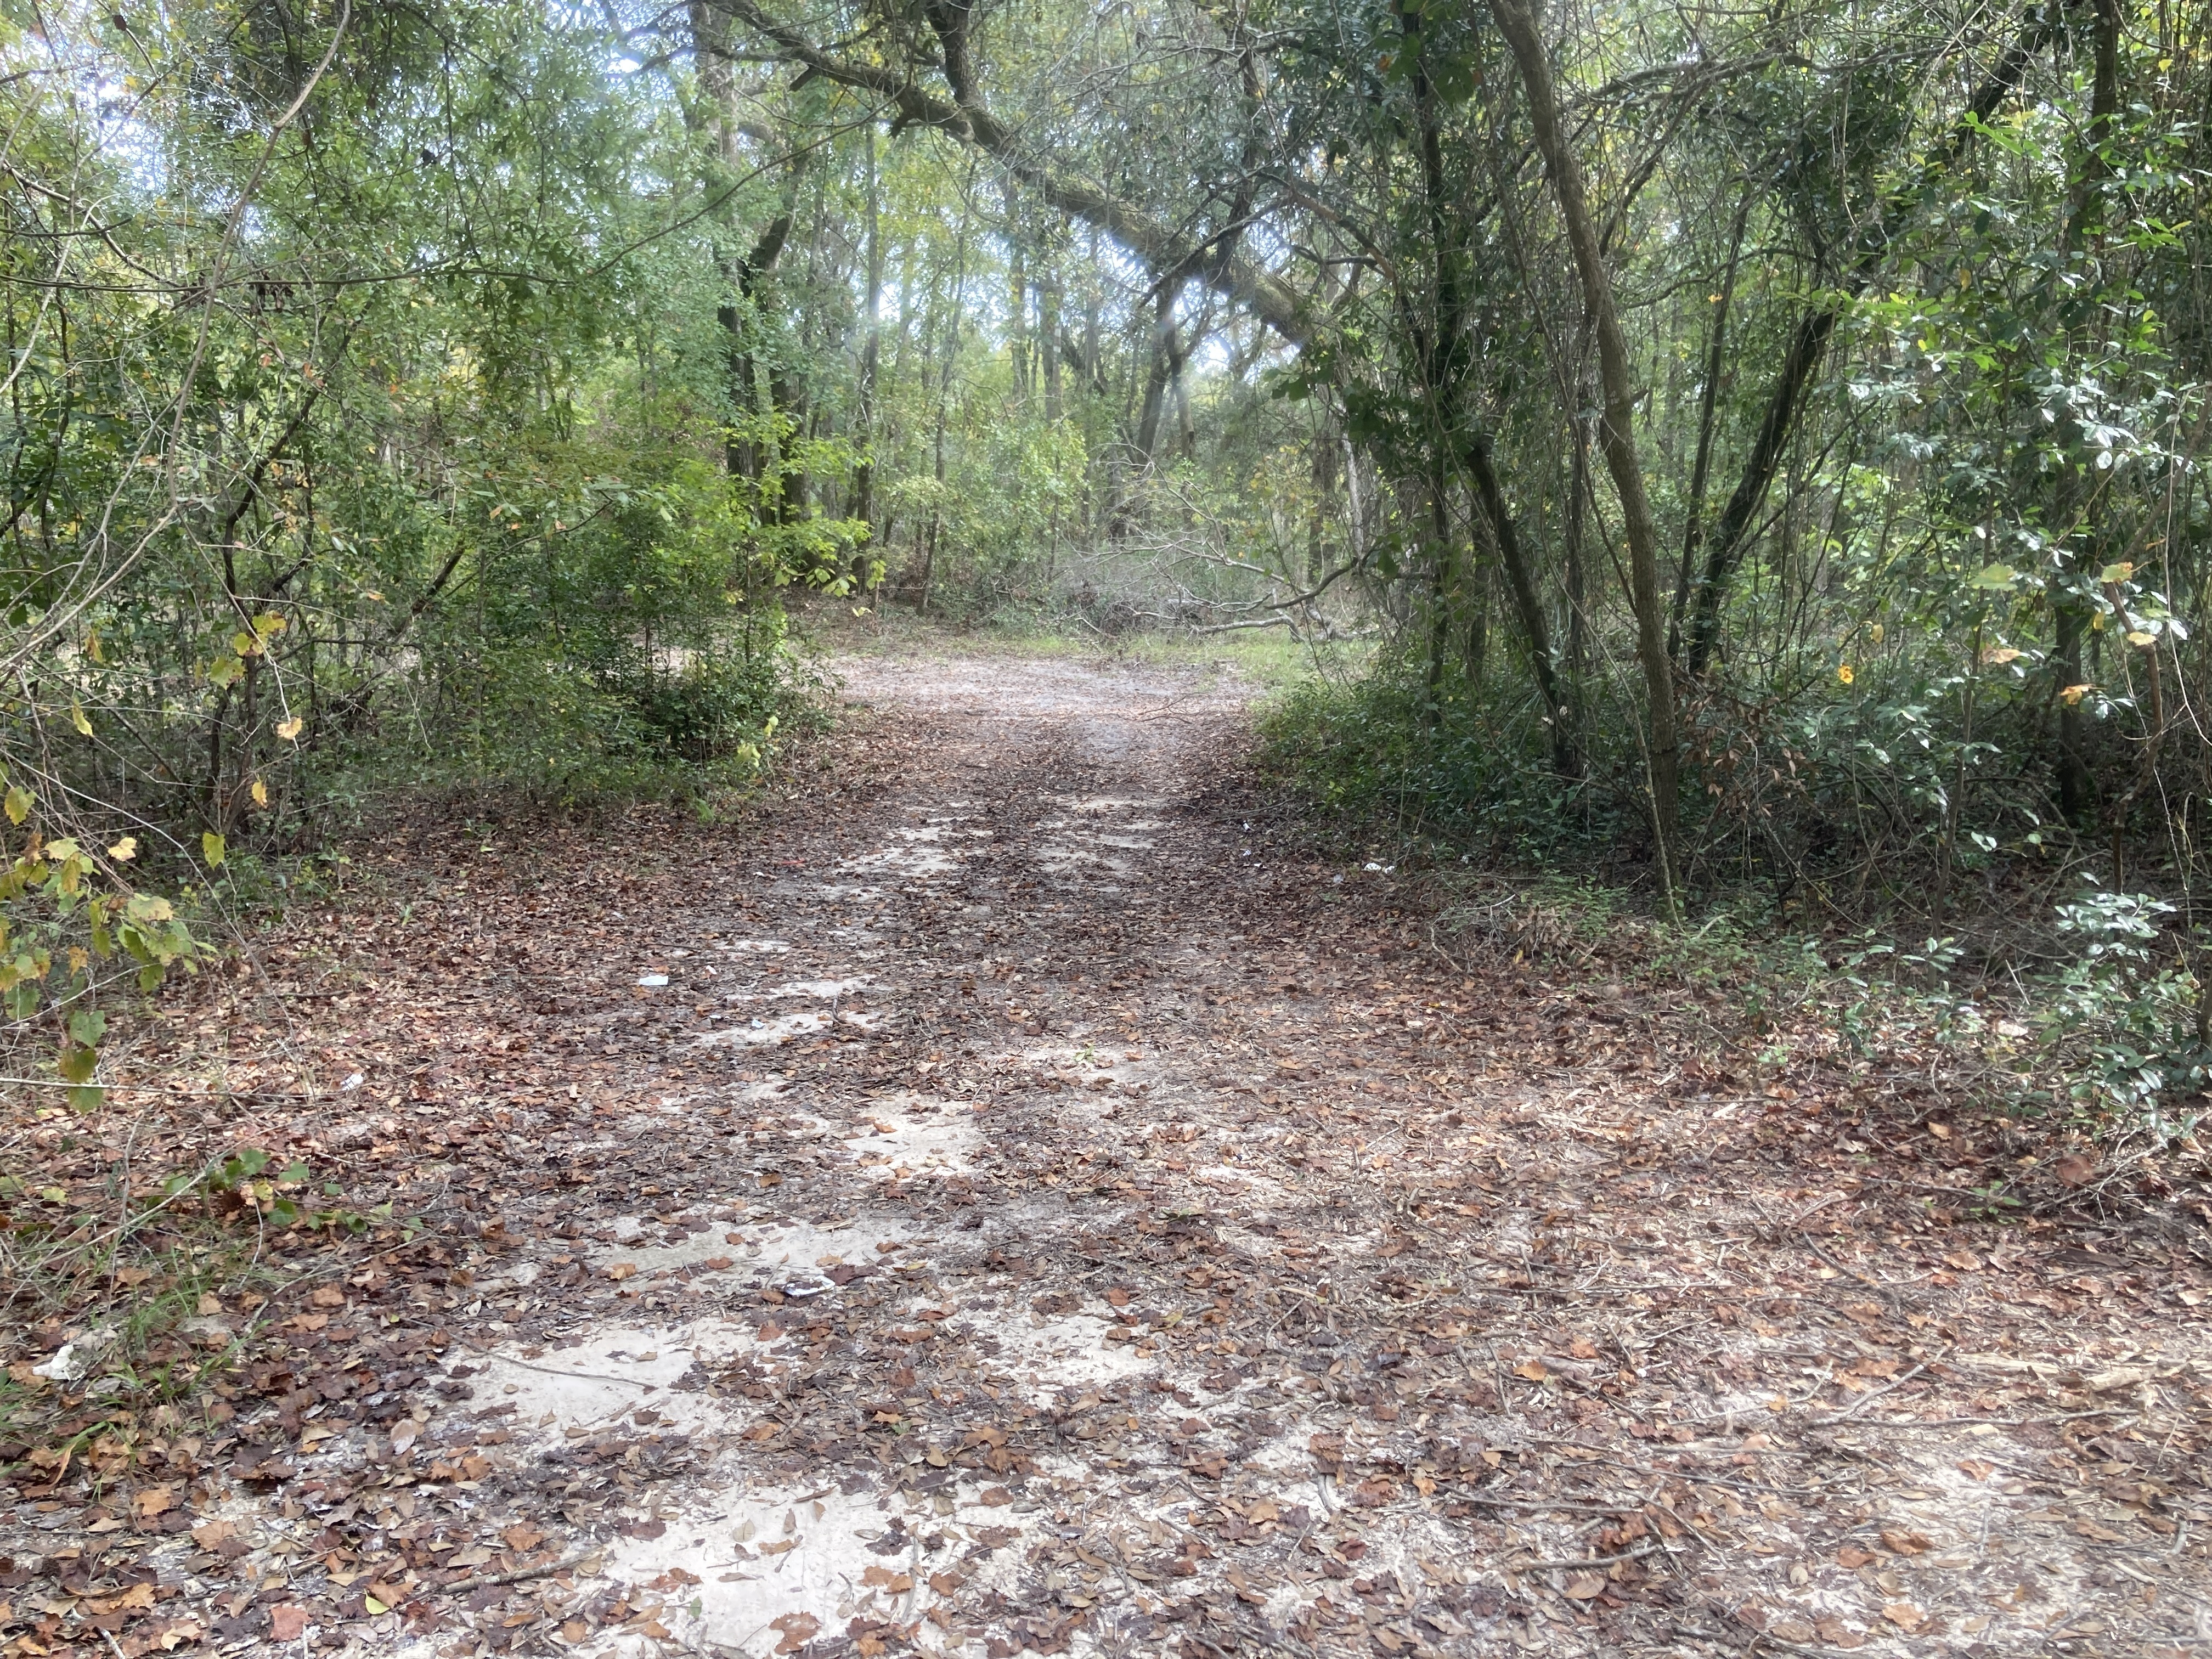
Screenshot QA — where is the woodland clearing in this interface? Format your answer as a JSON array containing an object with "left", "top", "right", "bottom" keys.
[{"left": 2, "top": 639, "right": 2209, "bottom": 1659}]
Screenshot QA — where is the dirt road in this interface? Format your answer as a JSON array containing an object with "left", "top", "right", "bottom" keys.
[{"left": 7, "top": 645, "right": 2207, "bottom": 1659}]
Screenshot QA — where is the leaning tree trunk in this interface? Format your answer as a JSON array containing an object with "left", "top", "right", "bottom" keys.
[{"left": 1491, "top": 0, "right": 1680, "bottom": 906}]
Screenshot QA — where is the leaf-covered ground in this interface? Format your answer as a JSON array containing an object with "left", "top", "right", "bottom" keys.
[{"left": 4, "top": 643, "right": 2210, "bottom": 1659}]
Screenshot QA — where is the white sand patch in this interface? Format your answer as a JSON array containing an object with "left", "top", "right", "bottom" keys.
[
  {"left": 1054, "top": 795, "right": 1165, "bottom": 813},
  {"left": 695, "top": 1009, "right": 881, "bottom": 1048},
  {"left": 596, "top": 1232, "right": 744, "bottom": 1278},
  {"left": 664, "top": 1214, "right": 935, "bottom": 1289},
  {"left": 842, "top": 843, "right": 960, "bottom": 877},
  {"left": 990, "top": 1310, "right": 1152, "bottom": 1389},
  {"left": 595, "top": 1479, "right": 1028, "bottom": 1659},
  {"left": 731, "top": 976, "right": 872, "bottom": 1001},
  {"left": 698, "top": 1009, "right": 830, "bottom": 1046},
  {"left": 460, "top": 1321, "right": 759, "bottom": 1448},
  {"left": 840, "top": 1102, "right": 981, "bottom": 1180},
  {"left": 1034, "top": 843, "right": 1131, "bottom": 878},
  {"left": 719, "top": 939, "right": 793, "bottom": 954},
  {"left": 592, "top": 1205, "right": 923, "bottom": 1283}
]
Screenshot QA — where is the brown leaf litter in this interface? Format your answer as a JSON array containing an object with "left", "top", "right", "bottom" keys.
[{"left": 2, "top": 645, "right": 2209, "bottom": 1659}]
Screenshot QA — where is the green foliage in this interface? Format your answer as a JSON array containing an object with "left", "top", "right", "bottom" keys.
[{"left": 1259, "top": 659, "right": 1634, "bottom": 865}]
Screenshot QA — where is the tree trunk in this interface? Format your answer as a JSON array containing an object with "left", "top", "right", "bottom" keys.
[
  {"left": 1135, "top": 279, "right": 1185, "bottom": 468},
  {"left": 1669, "top": 190, "right": 1750, "bottom": 660},
  {"left": 852, "top": 120, "right": 883, "bottom": 536},
  {"left": 1491, "top": 0, "right": 1680, "bottom": 904},
  {"left": 2054, "top": 0, "right": 2122, "bottom": 821}
]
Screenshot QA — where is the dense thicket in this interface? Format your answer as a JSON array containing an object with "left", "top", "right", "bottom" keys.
[{"left": 3, "top": 0, "right": 2208, "bottom": 1112}]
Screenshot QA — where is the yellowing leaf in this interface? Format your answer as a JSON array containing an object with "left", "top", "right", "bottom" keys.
[
  {"left": 1870, "top": 622, "right": 1884, "bottom": 644},
  {"left": 1837, "top": 664, "right": 1854, "bottom": 685},
  {"left": 70, "top": 702, "right": 93, "bottom": 736},
  {"left": 251, "top": 778, "right": 268, "bottom": 808},
  {"left": 276, "top": 716, "right": 303, "bottom": 740},
  {"left": 4, "top": 785, "right": 31, "bottom": 825},
  {"left": 2127, "top": 630, "right": 2155, "bottom": 647},
  {"left": 201, "top": 832, "right": 226, "bottom": 868},
  {"left": 2099, "top": 562, "right": 2135, "bottom": 583},
  {"left": 1980, "top": 646, "right": 2023, "bottom": 665},
  {"left": 107, "top": 836, "right": 137, "bottom": 861}
]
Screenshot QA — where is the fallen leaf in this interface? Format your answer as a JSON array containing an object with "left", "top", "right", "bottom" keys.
[
  {"left": 1881, "top": 1530, "right": 1933, "bottom": 1555},
  {"left": 1882, "top": 1602, "right": 1926, "bottom": 1632},
  {"left": 268, "top": 1605, "right": 309, "bottom": 1641},
  {"left": 606, "top": 1262, "right": 637, "bottom": 1281},
  {"left": 771, "top": 1611, "right": 821, "bottom": 1654}
]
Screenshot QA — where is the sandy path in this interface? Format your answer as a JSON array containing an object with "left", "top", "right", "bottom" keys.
[{"left": 7, "top": 645, "right": 2205, "bottom": 1659}]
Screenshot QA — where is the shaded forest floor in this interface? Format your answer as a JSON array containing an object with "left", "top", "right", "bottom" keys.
[{"left": 4, "top": 640, "right": 2210, "bottom": 1659}]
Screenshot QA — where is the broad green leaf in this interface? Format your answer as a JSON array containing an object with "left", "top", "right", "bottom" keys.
[{"left": 202, "top": 832, "right": 227, "bottom": 867}]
